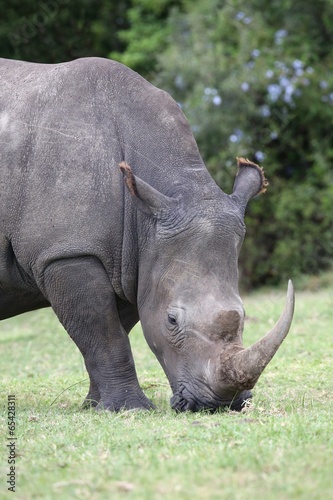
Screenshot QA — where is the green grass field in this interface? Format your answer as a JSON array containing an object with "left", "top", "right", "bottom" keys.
[{"left": 1, "top": 277, "right": 332, "bottom": 499}]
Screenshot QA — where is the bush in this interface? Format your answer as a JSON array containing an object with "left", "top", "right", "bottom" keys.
[{"left": 149, "top": 0, "right": 333, "bottom": 287}]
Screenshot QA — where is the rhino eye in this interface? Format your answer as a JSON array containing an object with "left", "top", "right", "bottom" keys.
[{"left": 167, "top": 314, "right": 178, "bottom": 326}]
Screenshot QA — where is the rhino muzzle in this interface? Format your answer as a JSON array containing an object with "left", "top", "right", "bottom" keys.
[
  {"left": 170, "top": 386, "right": 253, "bottom": 412},
  {"left": 171, "top": 281, "right": 294, "bottom": 413}
]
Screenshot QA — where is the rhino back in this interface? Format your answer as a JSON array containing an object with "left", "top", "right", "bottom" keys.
[
  {"left": 0, "top": 57, "right": 208, "bottom": 296},
  {"left": 0, "top": 58, "right": 123, "bottom": 242}
]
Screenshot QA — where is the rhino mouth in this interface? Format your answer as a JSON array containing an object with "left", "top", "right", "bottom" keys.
[{"left": 170, "top": 383, "right": 252, "bottom": 412}]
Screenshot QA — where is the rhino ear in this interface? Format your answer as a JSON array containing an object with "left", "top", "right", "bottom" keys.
[
  {"left": 119, "top": 162, "right": 174, "bottom": 215},
  {"left": 230, "top": 157, "right": 268, "bottom": 215}
]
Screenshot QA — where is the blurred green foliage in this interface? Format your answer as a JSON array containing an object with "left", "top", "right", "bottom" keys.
[
  {"left": 0, "top": 0, "right": 130, "bottom": 62},
  {"left": 110, "top": 0, "right": 183, "bottom": 78},
  {"left": 1, "top": 0, "right": 332, "bottom": 287},
  {"left": 114, "top": 0, "right": 333, "bottom": 287}
]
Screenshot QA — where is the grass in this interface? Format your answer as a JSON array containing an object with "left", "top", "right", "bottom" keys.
[{"left": 1, "top": 277, "right": 333, "bottom": 499}]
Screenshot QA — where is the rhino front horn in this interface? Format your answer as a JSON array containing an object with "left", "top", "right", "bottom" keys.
[{"left": 230, "top": 280, "right": 295, "bottom": 388}]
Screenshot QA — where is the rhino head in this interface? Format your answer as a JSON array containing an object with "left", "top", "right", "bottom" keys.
[{"left": 120, "top": 159, "right": 294, "bottom": 412}]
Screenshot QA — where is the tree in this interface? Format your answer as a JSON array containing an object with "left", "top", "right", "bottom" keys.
[
  {"left": 110, "top": 0, "right": 183, "bottom": 79},
  {"left": 0, "top": 0, "right": 130, "bottom": 63}
]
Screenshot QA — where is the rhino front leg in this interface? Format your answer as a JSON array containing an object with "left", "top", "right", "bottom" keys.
[
  {"left": 41, "top": 257, "right": 154, "bottom": 411},
  {"left": 82, "top": 298, "right": 140, "bottom": 408}
]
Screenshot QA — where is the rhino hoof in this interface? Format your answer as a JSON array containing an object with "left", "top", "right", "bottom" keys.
[{"left": 95, "top": 396, "right": 155, "bottom": 412}]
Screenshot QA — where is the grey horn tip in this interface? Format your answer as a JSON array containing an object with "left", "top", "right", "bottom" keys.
[{"left": 287, "top": 279, "right": 295, "bottom": 309}]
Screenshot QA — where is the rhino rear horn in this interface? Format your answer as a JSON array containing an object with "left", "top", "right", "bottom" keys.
[
  {"left": 119, "top": 161, "right": 174, "bottom": 215},
  {"left": 230, "top": 158, "right": 269, "bottom": 215}
]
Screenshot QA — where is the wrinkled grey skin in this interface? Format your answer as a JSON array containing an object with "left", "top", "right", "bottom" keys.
[{"left": 0, "top": 57, "right": 294, "bottom": 412}]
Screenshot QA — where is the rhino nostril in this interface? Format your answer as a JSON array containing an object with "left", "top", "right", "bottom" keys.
[
  {"left": 170, "top": 394, "right": 180, "bottom": 408},
  {"left": 184, "top": 399, "right": 197, "bottom": 411},
  {"left": 170, "top": 394, "right": 186, "bottom": 411}
]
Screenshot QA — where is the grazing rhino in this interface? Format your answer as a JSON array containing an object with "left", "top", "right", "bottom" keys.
[{"left": 0, "top": 57, "right": 294, "bottom": 412}]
